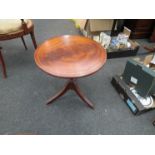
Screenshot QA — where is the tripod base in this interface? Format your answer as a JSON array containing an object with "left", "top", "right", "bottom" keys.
[{"left": 47, "top": 79, "right": 94, "bottom": 109}]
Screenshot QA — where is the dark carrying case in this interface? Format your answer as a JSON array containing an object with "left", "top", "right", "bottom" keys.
[{"left": 122, "top": 59, "right": 155, "bottom": 97}]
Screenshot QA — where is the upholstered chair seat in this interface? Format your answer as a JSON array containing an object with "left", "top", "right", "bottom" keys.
[
  {"left": 0, "top": 19, "right": 37, "bottom": 48},
  {"left": 0, "top": 19, "right": 29, "bottom": 34}
]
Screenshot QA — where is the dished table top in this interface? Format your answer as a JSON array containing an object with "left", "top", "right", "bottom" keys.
[{"left": 34, "top": 35, "right": 107, "bottom": 78}]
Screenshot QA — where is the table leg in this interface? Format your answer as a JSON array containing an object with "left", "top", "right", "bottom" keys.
[
  {"left": 47, "top": 80, "right": 70, "bottom": 105},
  {"left": 47, "top": 79, "right": 94, "bottom": 109},
  {"left": 73, "top": 81, "right": 94, "bottom": 109}
]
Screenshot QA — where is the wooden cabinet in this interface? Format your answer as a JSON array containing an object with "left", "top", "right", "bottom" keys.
[{"left": 124, "top": 19, "right": 155, "bottom": 39}]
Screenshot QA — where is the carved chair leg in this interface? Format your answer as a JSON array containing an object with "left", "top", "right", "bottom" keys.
[
  {"left": 21, "top": 36, "right": 28, "bottom": 50},
  {"left": 0, "top": 49, "right": 7, "bottom": 78},
  {"left": 30, "top": 30, "right": 37, "bottom": 49}
]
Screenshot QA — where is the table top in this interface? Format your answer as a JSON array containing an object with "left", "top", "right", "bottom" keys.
[{"left": 34, "top": 35, "right": 107, "bottom": 78}]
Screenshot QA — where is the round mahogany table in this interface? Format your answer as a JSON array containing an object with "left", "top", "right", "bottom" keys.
[{"left": 34, "top": 35, "right": 107, "bottom": 109}]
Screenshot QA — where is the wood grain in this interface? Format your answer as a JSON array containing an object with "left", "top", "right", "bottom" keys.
[{"left": 34, "top": 35, "right": 107, "bottom": 78}]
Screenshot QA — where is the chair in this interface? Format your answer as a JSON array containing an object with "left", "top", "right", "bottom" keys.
[
  {"left": 0, "top": 47, "right": 7, "bottom": 78},
  {"left": 0, "top": 19, "right": 37, "bottom": 49},
  {"left": 0, "top": 19, "right": 37, "bottom": 78}
]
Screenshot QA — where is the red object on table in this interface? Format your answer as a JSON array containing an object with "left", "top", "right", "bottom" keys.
[{"left": 34, "top": 35, "right": 107, "bottom": 109}]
